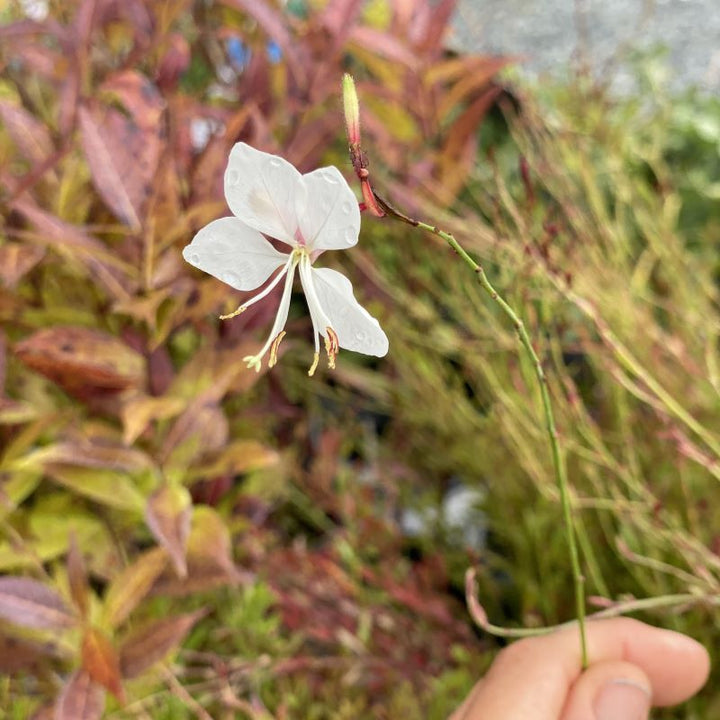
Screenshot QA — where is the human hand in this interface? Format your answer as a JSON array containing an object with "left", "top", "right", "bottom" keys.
[{"left": 451, "top": 618, "right": 709, "bottom": 720}]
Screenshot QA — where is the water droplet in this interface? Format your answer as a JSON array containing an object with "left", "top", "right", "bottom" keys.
[
  {"left": 344, "top": 227, "right": 355, "bottom": 243},
  {"left": 227, "top": 170, "right": 240, "bottom": 186},
  {"left": 222, "top": 271, "right": 240, "bottom": 287},
  {"left": 269, "top": 158, "right": 282, "bottom": 167},
  {"left": 189, "top": 253, "right": 200, "bottom": 265},
  {"left": 341, "top": 201, "right": 353, "bottom": 215},
  {"left": 323, "top": 172, "right": 339, "bottom": 185},
  {"left": 355, "top": 330, "right": 367, "bottom": 341}
]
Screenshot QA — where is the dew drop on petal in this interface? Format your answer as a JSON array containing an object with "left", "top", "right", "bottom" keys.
[
  {"left": 323, "top": 172, "right": 339, "bottom": 185},
  {"left": 189, "top": 253, "right": 200, "bottom": 265},
  {"left": 343, "top": 227, "right": 355, "bottom": 243},
  {"left": 227, "top": 169, "right": 240, "bottom": 186},
  {"left": 270, "top": 158, "right": 282, "bottom": 167},
  {"left": 355, "top": 330, "right": 368, "bottom": 341},
  {"left": 341, "top": 201, "right": 353, "bottom": 215}
]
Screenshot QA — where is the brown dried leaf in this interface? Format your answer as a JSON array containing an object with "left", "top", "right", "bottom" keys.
[
  {"left": 0, "top": 577, "right": 77, "bottom": 630},
  {"left": 81, "top": 627, "right": 125, "bottom": 703},
  {"left": 119, "top": 609, "right": 206, "bottom": 679},
  {"left": 103, "top": 547, "right": 168, "bottom": 629},
  {"left": 54, "top": 670, "right": 106, "bottom": 720},
  {"left": 145, "top": 484, "right": 192, "bottom": 578},
  {"left": 67, "top": 535, "right": 89, "bottom": 620},
  {"left": 0, "top": 243, "right": 45, "bottom": 289},
  {"left": 15, "top": 326, "right": 146, "bottom": 392}
]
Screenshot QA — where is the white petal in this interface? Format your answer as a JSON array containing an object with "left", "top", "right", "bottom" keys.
[
  {"left": 224, "top": 143, "right": 303, "bottom": 246},
  {"left": 182, "top": 217, "right": 287, "bottom": 291},
  {"left": 306, "top": 267, "right": 388, "bottom": 357},
  {"left": 296, "top": 167, "right": 360, "bottom": 251}
]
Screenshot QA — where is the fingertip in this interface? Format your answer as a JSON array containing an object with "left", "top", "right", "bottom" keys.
[{"left": 561, "top": 660, "right": 651, "bottom": 720}]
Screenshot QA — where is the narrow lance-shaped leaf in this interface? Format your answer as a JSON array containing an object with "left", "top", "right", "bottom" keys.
[
  {"left": 67, "top": 534, "right": 89, "bottom": 620},
  {"left": 54, "top": 670, "right": 105, "bottom": 720},
  {"left": 0, "top": 577, "right": 77, "bottom": 630},
  {"left": 103, "top": 547, "right": 168, "bottom": 629},
  {"left": 145, "top": 483, "right": 192, "bottom": 578},
  {"left": 81, "top": 627, "right": 125, "bottom": 703},
  {"left": 119, "top": 609, "right": 207, "bottom": 679}
]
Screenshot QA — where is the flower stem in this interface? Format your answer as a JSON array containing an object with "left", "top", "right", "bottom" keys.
[{"left": 376, "top": 194, "right": 588, "bottom": 667}]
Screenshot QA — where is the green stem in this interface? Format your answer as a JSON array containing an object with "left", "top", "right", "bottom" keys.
[
  {"left": 466, "top": 567, "right": 713, "bottom": 639},
  {"left": 376, "top": 195, "right": 588, "bottom": 666}
]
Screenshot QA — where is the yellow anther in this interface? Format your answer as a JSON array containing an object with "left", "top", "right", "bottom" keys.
[
  {"left": 308, "top": 352, "right": 320, "bottom": 377},
  {"left": 269, "top": 331, "right": 286, "bottom": 368},
  {"left": 220, "top": 305, "right": 247, "bottom": 320}
]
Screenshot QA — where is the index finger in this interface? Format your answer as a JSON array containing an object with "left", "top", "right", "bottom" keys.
[{"left": 454, "top": 617, "right": 709, "bottom": 719}]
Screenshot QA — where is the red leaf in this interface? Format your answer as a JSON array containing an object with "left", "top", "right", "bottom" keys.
[
  {"left": 15, "top": 326, "right": 146, "bottom": 393},
  {"left": 81, "top": 627, "right": 125, "bottom": 703},
  {"left": 100, "top": 70, "right": 164, "bottom": 130},
  {"left": 119, "top": 609, "right": 206, "bottom": 678},
  {"left": 349, "top": 26, "right": 418, "bottom": 68},
  {"left": 54, "top": 670, "right": 105, "bottom": 720},
  {"left": 78, "top": 81, "right": 163, "bottom": 229},
  {"left": 0, "top": 577, "right": 77, "bottom": 630}
]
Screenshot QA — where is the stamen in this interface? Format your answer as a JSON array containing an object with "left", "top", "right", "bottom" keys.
[
  {"left": 219, "top": 255, "right": 294, "bottom": 321},
  {"left": 243, "top": 355, "right": 262, "bottom": 373},
  {"left": 269, "top": 331, "right": 286, "bottom": 367},
  {"left": 220, "top": 306, "right": 246, "bottom": 320},
  {"left": 324, "top": 327, "right": 339, "bottom": 369},
  {"left": 240, "top": 255, "right": 299, "bottom": 373},
  {"left": 308, "top": 352, "right": 320, "bottom": 377}
]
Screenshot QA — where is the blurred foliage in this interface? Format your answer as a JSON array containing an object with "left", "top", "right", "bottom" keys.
[
  {"left": 0, "top": 0, "right": 500, "bottom": 716},
  {"left": 0, "top": 0, "right": 719, "bottom": 718}
]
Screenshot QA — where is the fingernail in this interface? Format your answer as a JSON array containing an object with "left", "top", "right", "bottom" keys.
[{"left": 594, "top": 679, "right": 651, "bottom": 720}]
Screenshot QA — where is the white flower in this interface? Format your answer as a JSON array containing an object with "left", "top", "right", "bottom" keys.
[{"left": 182, "top": 143, "right": 389, "bottom": 375}]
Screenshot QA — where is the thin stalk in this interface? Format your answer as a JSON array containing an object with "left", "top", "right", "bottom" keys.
[
  {"left": 375, "top": 194, "right": 588, "bottom": 667},
  {"left": 466, "top": 567, "right": 716, "bottom": 639}
]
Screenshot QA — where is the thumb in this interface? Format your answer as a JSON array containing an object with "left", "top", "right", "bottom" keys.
[{"left": 561, "top": 660, "right": 651, "bottom": 720}]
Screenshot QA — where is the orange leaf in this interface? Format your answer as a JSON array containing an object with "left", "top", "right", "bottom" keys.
[
  {"left": 54, "top": 670, "right": 105, "bottom": 720},
  {"left": 81, "top": 627, "right": 125, "bottom": 703},
  {"left": 119, "top": 609, "right": 206, "bottom": 678}
]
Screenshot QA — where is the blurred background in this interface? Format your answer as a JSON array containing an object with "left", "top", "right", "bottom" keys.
[{"left": 0, "top": 0, "right": 719, "bottom": 718}]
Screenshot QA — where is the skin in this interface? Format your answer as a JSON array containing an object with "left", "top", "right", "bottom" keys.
[{"left": 451, "top": 618, "right": 710, "bottom": 720}]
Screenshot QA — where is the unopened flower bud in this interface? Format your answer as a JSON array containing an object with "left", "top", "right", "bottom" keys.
[{"left": 342, "top": 73, "right": 361, "bottom": 147}]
